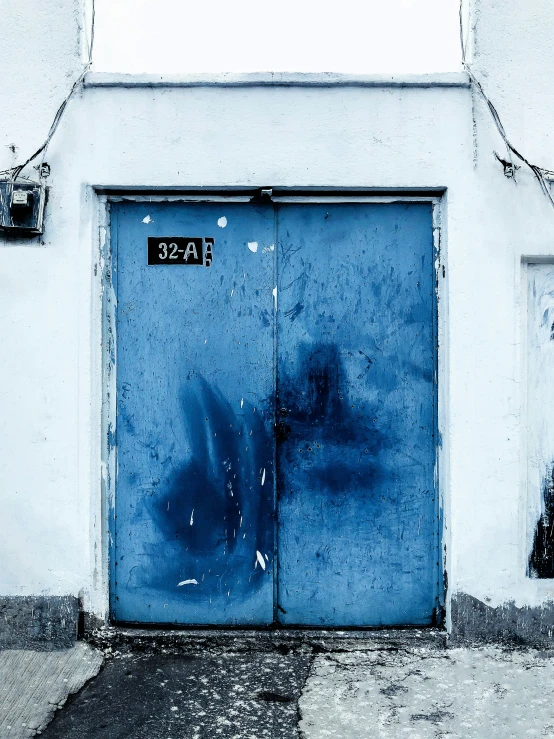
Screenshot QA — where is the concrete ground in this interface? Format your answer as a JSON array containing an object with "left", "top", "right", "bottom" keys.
[
  {"left": 0, "top": 643, "right": 103, "bottom": 738},
  {"left": 300, "top": 647, "right": 554, "bottom": 738},
  {"left": 3, "top": 632, "right": 554, "bottom": 738}
]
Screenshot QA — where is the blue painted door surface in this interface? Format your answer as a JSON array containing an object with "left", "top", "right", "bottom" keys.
[
  {"left": 276, "top": 204, "right": 438, "bottom": 626},
  {"left": 111, "top": 200, "right": 438, "bottom": 626},
  {"left": 112, "top": 202, "right": 276, "bottom": 624}
]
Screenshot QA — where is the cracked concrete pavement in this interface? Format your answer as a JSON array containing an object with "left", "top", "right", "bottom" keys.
[
  {"left": 299, "top": 646, "right": 554, "bottom": 738},
  {"left": 0, "top": 644, "right": 103, "bottom": 738},
  {"left": 5, "top": 633, "right": 554, "bottom": 738}
]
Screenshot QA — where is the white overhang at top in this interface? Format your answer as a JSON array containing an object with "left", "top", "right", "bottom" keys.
[{"left": 83, "top": 72, "right": 470, "bottom": 89}]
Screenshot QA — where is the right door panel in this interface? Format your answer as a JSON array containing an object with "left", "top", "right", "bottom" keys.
[{"left": 276, "top": 202, "right": 438, "bottom": 626}]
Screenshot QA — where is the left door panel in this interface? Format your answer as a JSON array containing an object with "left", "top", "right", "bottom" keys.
[{"left": 111, "top": 202, "right": 276, "bottom": 624}]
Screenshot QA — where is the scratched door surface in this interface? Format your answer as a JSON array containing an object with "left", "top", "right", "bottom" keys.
[
  {"left": 111, "top": 199, "right": 438, "bottom": 626},
  {"left": 276, "top": 202, "right": 438, "bottom": 626},
  {"left": 112, "top": 201, "right": 276, "bottom": 624}
]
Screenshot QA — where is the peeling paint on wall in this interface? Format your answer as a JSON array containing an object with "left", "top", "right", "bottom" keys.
[
  {"left": 529, "top": 467, "right": 554, "bottom": 578},
  {"left": 450, "top": 592, "right": 554, "bottom": 647},
  {"left": 527, "top": 264, "right": 554, "bottom": 579}
]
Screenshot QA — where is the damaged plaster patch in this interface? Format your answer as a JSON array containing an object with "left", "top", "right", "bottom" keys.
[
  {"left": 177, "top": 579, "right": 198, "bottom": 586},
  {"left": 450, "top": 592, "right": 554, "bottom": 647},
  {"left": 527, "top": 265, "right": 554, "bottom": 579},
  {"left": 247, "top": 242, "right": 258, "bottom": 253},
  {"left": 142, "top": 215, "right": 153, "bottom": 224},
  {"left": 529, "top": 467, "right": 554, "bottom": 578},
  {"left": 0, "top": 596, "right": 80, "bottom": 649},
  {"left": 217, "top": 216, "right": 227, "bottom": 228}
]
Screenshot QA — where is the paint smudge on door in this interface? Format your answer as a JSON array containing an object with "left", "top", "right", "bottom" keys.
[
  {"left": 284, "top": 302, "right": 304, "bottom": 322},
  {"left": 278, "top": 342, "right": 389, "bottom": 495},
  {"left": 150, "top": 377, "right": 273, "bottom": 596}
]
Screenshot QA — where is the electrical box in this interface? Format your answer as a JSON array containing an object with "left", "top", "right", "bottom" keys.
[{"left": 0, "top": 178, "right": 46, "bottom": 235}]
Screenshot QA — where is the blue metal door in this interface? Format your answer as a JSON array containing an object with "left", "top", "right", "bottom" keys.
[
  {"left": 276, "top": 203, "right": 438, "bottom": 626},
  {"left": 111, "top": 199, "right": 439, "bottom": 626},
  {"left": 112, "top": 201, "right": 276, "bottom": 624}
]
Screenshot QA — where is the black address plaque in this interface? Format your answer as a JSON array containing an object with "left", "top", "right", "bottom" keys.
[{"left": 148, "top": 237, "right": 214, "bottom": 266}]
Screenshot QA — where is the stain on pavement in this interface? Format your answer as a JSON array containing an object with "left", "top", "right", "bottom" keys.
[{"left": 41, "top": 651, "right": 313, "bottom": 739}]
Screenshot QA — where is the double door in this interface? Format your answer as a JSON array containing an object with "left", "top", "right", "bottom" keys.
[{"left": 111, "top": 199, "right": 439, "bottom": 626}]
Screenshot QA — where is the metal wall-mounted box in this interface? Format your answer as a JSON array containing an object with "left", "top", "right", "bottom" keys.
[{"left": 0, "top": 179, "right": 46, "bottom": 235}]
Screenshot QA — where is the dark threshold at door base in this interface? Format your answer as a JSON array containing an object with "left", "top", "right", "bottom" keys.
[{"left": 87, "top": 624, "right": 447, "bottom": 656}]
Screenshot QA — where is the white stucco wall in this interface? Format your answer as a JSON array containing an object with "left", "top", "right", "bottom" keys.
[
  {"left": 2, "top": 0, "right": 554, "bottom": 629},
  {"left": 450, "top": 0, "right": 554, "bottom": 614},
  {"left": 0, "top": 0, "right": 85, "bottom": 597}
]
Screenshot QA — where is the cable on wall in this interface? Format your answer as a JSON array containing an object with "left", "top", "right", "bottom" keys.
[
  {"left": 2, "top": 0, "right": 553, "bottom": 206},
  {"left": 460, "top": 0, "right": 554, "bottom": 208},
  {"left": 0, "top": 0, "right": 95, "bottom": 181}
]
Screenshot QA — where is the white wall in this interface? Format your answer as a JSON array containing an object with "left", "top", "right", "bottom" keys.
[
  {"left": 447, "top": 0, "right": 554, "bottom": 613},
  {"left": 2, "top": 0, "right": 554, "bottom": 627},
  {"left": 0, "top": 0, "right": 86, "bottom": 597}
]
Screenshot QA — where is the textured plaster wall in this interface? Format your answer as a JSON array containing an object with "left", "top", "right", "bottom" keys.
[
  {"left": 447, "top": 0, "right": 554, "bottom": 620},
  {"left": 2, "top": 0, "right": 554, "bottom": 633},
  {"left": 0, "top": 0, "right": 86, "bottom": 597}
]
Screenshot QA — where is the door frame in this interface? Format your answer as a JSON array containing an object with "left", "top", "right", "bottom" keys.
[{"left": 93, "top": 189, "right": 449, "bottom": 628}]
